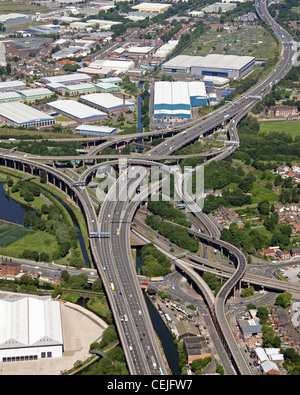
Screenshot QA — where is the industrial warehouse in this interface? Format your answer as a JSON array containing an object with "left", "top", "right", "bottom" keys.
[
  {"left": 0, "top": 296, "right": 63, "bottom": 363},
  {"left": 0, "top": 80, "right": 26, "bottom": 93},
  {"left": 0, "top": 102, "right": 55, "bottom": 128},
  {"left": 162, "top": 54, "right": 255, "bottom": 79},
  {"left": 47, "top": 100, "right": 108, "bottom": 122},
  {"left": 153, "top": 81, "right": 207, "bottom": 119},
  {"left": 80, "top": 93, "right": 135, "bottom": 113},
  {"left": 41, "top": 73, "right": 92, "bottom": 86},
  {"left": 75, "top": 124, "right": 117, "bottom": 136}
]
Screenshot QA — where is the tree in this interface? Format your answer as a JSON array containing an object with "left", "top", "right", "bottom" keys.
[
  {"left": 23, "top": 211, "right": 36, "bottom": 227},
  {"left": 275, "top": 291, "right": 292, "bottom": 308}
]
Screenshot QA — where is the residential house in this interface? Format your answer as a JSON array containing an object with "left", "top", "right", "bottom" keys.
[
  {"left": 275, "top": 165, "right": 290, "bottom": 175},
  {"left": 292, "top": 164, "right": 300, "bottom": 173},
  {"left": 0, "top": 262, "right": 21, "bottom": 276},
  {"left": 268, "top": 105, "right": 298, "bottom": 119},
  {"left": 277, "top": 250, "right": 291, "bottom": 260},
  {"left": 291, "top": 248, "right": 300, "bottom": 258}
]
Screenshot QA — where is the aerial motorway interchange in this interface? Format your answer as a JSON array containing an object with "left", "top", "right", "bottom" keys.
[{"left": 0, "top": 0, "right": 299, "bottom": 376}]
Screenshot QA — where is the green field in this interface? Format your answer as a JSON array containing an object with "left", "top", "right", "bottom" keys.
[
  {"left": 0, "top": 220, "right": 32, "bottom": 248},
  {"left": 0, "top": 230, "right": 59, "bottom": 258},
  {"left": 250, "top": 183, "right": 279, "bottom": 204},
  {"left": 259, "top": 120, "right": 300, "bottom": 138}
]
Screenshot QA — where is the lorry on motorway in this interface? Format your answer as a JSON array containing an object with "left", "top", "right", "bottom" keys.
[
  {"left": 120, "top": 314, "right": 128, "bottom": 322},
  {"left": 110, "top": 283, "right": 115, "bottom": 291},
  {"left": 150, "top": 276, "right": 167, "bottom": 282},
  {"left": 151, "top": 356, "right": 157, "bottom": 369}
]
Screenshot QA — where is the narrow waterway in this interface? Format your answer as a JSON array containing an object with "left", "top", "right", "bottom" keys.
[
  {"left": 0, "top": 181, "right": 89, "bottom": 267},
  {"left": 136, "top": 246, "right": 180, "bottom": 375},
  {"left": 0, "top": 181, "right": 35, "bottom": 224}
]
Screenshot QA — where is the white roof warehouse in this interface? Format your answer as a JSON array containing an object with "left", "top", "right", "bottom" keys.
[
  {"left": 47, "top": 99, "right": 108, "bottom": 122},
  {"left": 0, "top": 102, "right": 55, "bottom": 128},
  {"left": 80, "top": 93, "right": 135, "bottom": 113},
  {"left": 162, "top": 54, "right": 255, "bottom": 79},
  {"left": 0, "top": 296, "right": 63, "bottom": 363}
]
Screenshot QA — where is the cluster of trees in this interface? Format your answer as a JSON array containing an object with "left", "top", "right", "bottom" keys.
[
  {"left": 203, "top": 188, "right": 252, "bottom": 214},
  {"left": 145, "top": 214, "right": 199, "bottom": 253},
  {"left": 147, "top": 198, "right": 191, "bottom": 227},
  {"left": 141, "top": 82, "right": 150, "bottom": 129},
  {"left": 140, "top": 243, "right": 171, "bottom": 277},
  {"left": 235, "top": 115, "right": 300, "bottom": 165},
  {"left": 121, "top": 75, "right": 138, "bottom": 95},
  {"left": 0, "top": 140, "right": 82, "bottom": 157},
  {"left": 9, "top": 178, "right": 41, "bottom": 203},
  {"left": 221, "top": 222, "right": 269, "bottom": 256},
  {"left": 202, "top": 272, "right": 223, "bottom": 296},
  {"left": 191, "top": 357, "right": 212, "bottom": 375}
]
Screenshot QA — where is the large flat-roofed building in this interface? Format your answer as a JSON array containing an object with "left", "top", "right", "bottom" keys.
[
  {"left": 78, "top": 59, "right": 134, "bottom": 76},
  {"left": 75, "top": 124, "right": 117, "bottom": 136},
  {"left": 18, "top": 88, "right": 53, "bottom": 101},
  {"left": 0, "top": 92, "right": 21, "bottom": 103},
  {"left": 126, "top": 46, "right": 154, "bottom": 57},
  {"left": 0, "top": 296, "right": 63, "bottom": 363},
  {"left": 202, "top": 2, "right": 237, "bottom": 13},
  {"left": 188, "top": 81, "right": 207, "bottom": 107},
  {"left": 132, "top": 2, "right": 172, "bottom": 13},
  {"left": 0, "top": 102, "right": 55, "bottom": 128},
  {"left": 61, "top": 83, "right": 96, "bottom": 96},
  {"left": 80, "top": 93, "right": 135, "bottom": 113},
  {"left": 0, "top": 80, "right": 26, "bottom": 93},
  {"left": 154, "top": 81, "right": 207, "bottom": 119},
  {"left": 41, "top": 73, "right": 92, "bottom": 86},
  {"left": 95, "top": 82, "right": 119, "bottom": 93},
  {"left": 190, "top": 54, "right": 255, "bottom": 79},
  {"left": 47, "top": 100, "right": 108, "bottom": 122},
  {"left": 162, "top": 55, "right": 203, "bottom": 74},
  {"left": 162, "top": 54, "right": 255, "bottom": 79},
  {"left": 0, "top": 13, "right": 32, "bottom": 27}
]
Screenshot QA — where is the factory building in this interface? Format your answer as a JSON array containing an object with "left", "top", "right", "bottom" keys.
[
  {"left": 203, "top": 76, "right": 230, "bottom": 89},
  {"left": 60, "top": 83, "right": 96, "bottom": 96},
  {"left": 154, "top": 40, "right": 178, "bottom": 59},
  {"left": 0, "top": 296, "right": 63, "bottom": 363},
  {"left": 0, "top": 13, "right": 31, "bottom": 27},
  {"left": 153, "top": 81, "right": 207, "bottom": 119},
  {"left": 126, "top": 46, "right": 154, "bottom": 57},
  {"left": 162, "top": 55, "right": 203, "bottom": 74},
  {"left": 80, "top": 93, "right": 135, "bottom": 113},
  {"left": 0, "top": 80, "right": 26, "bottom": 93},
  {"left": 188, "top": 81, "right": 207, "bottom": 107},
  {"left": 132, "top": 3, "right": 172, "bottom": 13},
  {"left": 0, "top": 102, "right": 55, "bottom": 128},
  {"left": 75, "top": 124, "right": 117, "bottom": 136},
  {"left": 97, "top": 77, "right": 122, "bottom": 85},
  {"left": 41, "top": 73, "right": 92, "bottom": 86},
  {"left": 18, "top": 88, "right": 54, "bottom": 102},
  {"left": 162, "top": 54, "right": 255, "bottom": 79},
  {"left": 0, "top": 92, "right": 21, "bottom": 103},
  {"left": 95, "top": 83, "right": 119, "bottom": 93},
  {"left": 47, "top": 100, "right": 108, "bottom": 122},
  {"left": 190, "top": 54, "right": 255, "bottom": 79},
  {"left": 78, "top": 59, "right": 134, "bottom": 76}
]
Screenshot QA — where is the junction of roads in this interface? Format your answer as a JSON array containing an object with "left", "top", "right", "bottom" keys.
[{"left": 0, "top": 0, "right": 299, "bottom": 376}]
